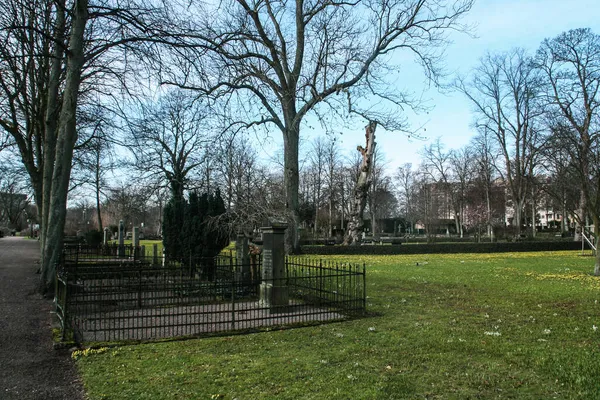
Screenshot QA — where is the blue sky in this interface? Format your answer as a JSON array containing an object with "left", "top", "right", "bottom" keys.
[{"left": 287, "top": 0, "right": 600, "bottom": 174}]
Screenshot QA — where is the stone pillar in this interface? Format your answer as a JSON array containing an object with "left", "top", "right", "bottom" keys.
[
  {"left": 118, "top": 220, "right": 125, "bottom": 257},
  {"left": 259, "top": 223, "right": 289, "bottom": 311},
  {"left": 103, "top": 227, "right": 110, "bottom": 245},
  {"left": 235, "top": 234, "right": 250, "bottom": 284}
]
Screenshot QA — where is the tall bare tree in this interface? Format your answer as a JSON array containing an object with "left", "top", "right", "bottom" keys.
[
  {"left": 470, "top": 128, "right": 499, "bottom": 241},
  {"left": 539, "top": 124, "right": 581, "bottom": 235},
  {"left": 167, "top": 0, "right": 474, "bottom": 251},
  {"left": 449, "top": 146, "right": 474, "bottom": 237},
  {"left": 456, "top": 48, "right": 544, "bottom": 238},
  {"left": 126, "top": 89, "right": 211, "bottom": 201},
  {"left": 306, "top": 137, "right": 327, "bottom": 238},
  {"left": 71, "top": 106, "right": 118, "bottom": 231},
  {"left": 395, "top": 163, "right": 418, "bottom": 235},
  {"left": 421, "top": 138, "right": 460, "bottom": 235},
  {"left": 324, "top": 136, "right": 341, "bottom": 237},
  {"left": 535, "top": 28, "right": 600, "bottom": 275}
]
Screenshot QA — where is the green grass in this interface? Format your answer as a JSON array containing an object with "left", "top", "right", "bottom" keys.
[
  {"left": 76, "top": 251, "right": 600, "bottom": 399},
  {"left": 109, "top": 239, "right": 163, "bottom": 256}
]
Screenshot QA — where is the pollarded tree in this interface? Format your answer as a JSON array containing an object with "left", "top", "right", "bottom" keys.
[
  {"left": 534, "top": 28, "right": 600, "bottom": 274},
  {"left": 166, "top": 0, "right": 474, "bottom": 252}
]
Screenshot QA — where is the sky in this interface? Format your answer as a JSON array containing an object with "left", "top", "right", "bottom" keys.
[{"left": 261, "top": 0, "right": 600, "bottom": 174}]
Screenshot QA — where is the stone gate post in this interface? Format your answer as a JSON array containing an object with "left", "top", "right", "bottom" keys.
[{"left": 260, "top": 223, "right": 289, "bottom": 311}]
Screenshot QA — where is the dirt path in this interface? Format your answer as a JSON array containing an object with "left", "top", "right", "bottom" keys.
[{"left": 0, "top": 236, "right": 84, "bottom": 400}]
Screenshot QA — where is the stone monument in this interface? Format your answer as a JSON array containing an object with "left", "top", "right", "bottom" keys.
[{"left": 259, "top": 223, "right": 289, "bottom": 311}]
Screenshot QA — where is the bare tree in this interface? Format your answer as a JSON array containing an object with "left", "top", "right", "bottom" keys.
[
  {"left": 449, "top": 146, "right": 475, "bottom": 238},
  {"left": 166, "top": 0, "right": 474, "bottom": 251},
  {"left": 456, "top": 48, "right": 544, "bottom": 238},
  {"left": 539, "top": 124, "right": 581, "bottom": 234},
  {"left": 421, "top": 138, "right": 460, "bottom": 236},
  {"left": 395, "top": 163, "right": 418, "bottom": 235},
  {"left": 126, "top": 89, "right": 212, "bottom": 201},
  {"left": 324, "top": 136, "right": 342, "bottom": 237},
  {"left": 470, "top": 128, "right": 500, "bottom": 241},
  {"left": 213, "top": 133, "right": 278, "bottom": 234},
  {"left": 535, "top": 28, "right": 600, "bottom": 274},
  {"left": 103, "top": 184, "right": 149, "bottom": 231},
  {"left": 0, "top": 0, "right": 191, "bottom": 292},
  {"left": 306, "top": 137, "right": 327, "bottom": 238},
  {"left": 0, "top": 157, "right": 30, "bottom": 230},
  {"left": 366, "top": 145, "right": 389, "bottom": 236},
  {"left": 71, "top": 106, "right": 118, "bottom": 231},
  {"left": 0, "top": 0, "right": 57, "bottom": 228},
  {"left": 414, "top": 163, "right": 441, "bottom": 242}
]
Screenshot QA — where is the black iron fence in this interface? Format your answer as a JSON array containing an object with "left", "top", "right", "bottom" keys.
[{"left": 55, "top": 246, "right": 366, "bottom": 344}]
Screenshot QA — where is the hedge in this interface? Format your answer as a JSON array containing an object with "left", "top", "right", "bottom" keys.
[{"left": 300, "top": 240, "right": 582, "bottom": 255}]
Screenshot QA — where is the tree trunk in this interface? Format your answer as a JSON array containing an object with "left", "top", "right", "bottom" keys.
[
  {"left": 283, "top": 122, "right": 300, "bottom": 253},
  {"left": 344, "top": 122, "right": 377, "bottom": 245},
  {"left": 486, "top": 187, "right": 494, "bottom": 242},
  {"left": 454, "top": 213, "right": 461, "bottom": 238},
  {"left": 40, "top": 0, "right": 66, "bottom": 262},
  {"left": 531, "top": 195, "right": 536, "bottom": 238},
  {"left": 561, "top": 192, "right": 567, "bottom": 234},
  {"left": 514, "top": 199, "right": 524, "bottom": 238},
  {"left": 574, "top": 189, "right": 585, "bottom": 242},
  {"left": 594, "top": 215, "right": 600, "bottom": 276},
  {"left": 39, "top": 0, "right": 88, "bottom": 294},
  {"left": 328, "top": 192, "right": 333, "bottom": 237},
  {"left": 95, "top": 181, "right": 103, "bottom": 232},
  {"left": 371, "top": 209, "right": 376, "bottom": 238},
  {"left": 314, "top": 183, "right": 319, "bottom": 240}
]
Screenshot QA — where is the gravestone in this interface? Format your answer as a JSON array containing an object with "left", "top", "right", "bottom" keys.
[
  {"left": 103, "top": 227, "right": 110, "bottom": 245},
  {"left": 259, "top": 223, "right": 289, "bottom": 311}
]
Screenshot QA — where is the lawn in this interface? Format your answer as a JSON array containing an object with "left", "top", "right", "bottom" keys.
[
  {"left": 75, "top": 251, "right": 600, "bottom": 399},
  {"left": 108, "top": 239, "right": 164, "bottom": 256}
]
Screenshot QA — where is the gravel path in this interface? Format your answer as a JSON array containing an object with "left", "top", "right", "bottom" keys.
[{"left": 0, "top": 237, "right": 84, "bottom": 400}]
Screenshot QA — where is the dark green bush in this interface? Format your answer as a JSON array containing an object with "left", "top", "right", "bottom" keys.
[
  {"left": 163, "top": 190, "right": 229, "bottom": 261},
  {"left": 84, "top": 230, "right": 103, "bottom": 247}
]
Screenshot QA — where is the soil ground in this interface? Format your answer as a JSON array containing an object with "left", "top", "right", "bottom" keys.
[{"left": 0, "top": 236, "right": 84, "bottom": 400}]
